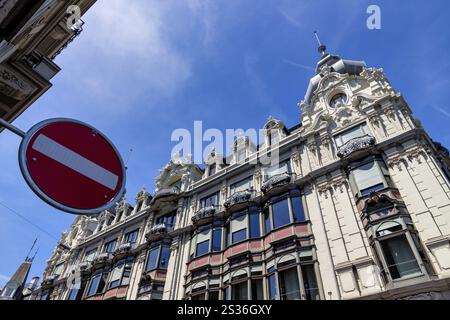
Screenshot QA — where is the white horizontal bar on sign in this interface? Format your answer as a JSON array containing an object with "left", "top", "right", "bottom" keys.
[{"left": 32, "top": 134, "right": 118, "bottom": 191}]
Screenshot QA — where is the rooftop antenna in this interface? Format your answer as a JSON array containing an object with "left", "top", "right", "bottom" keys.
[
  {"left": 25, "top": 238, "right": 38, "bottom": 262},
  {"left": 314, "top": 31, "right": 327, "bottom": 56}
]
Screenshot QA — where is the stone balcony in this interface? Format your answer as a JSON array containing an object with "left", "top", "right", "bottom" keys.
[
  {"left": 113, "top": 242, "right": 134, "bottom": 258},
  {"left": 145, "top": 223, "right": 175, "bottom": 241},
  {"left": 41, "top": 275, "right": 58, "bottom": 287},
  {"left": 92, "top": 253, "right": 113, "bottom": 267},
  {"left": 261, "top": 173, "right": 292, "bottom": 194},
  {"left": 337, "top": 135, "right": 376, "bottom": 158},
  {"left": 191, "top": 205, "right": 221, "bottom": 224},
  {"left": 150, "top": 187, "right": 180, "bottom": 208},
  {"left": 224, "top": 189, "right": 257, "bottom": 211},
  {"left": 78, "top": 261, "right": 93, "bottom": 273}
]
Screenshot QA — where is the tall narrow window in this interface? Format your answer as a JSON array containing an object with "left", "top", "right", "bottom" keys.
[
  {"left": 249, "top": 209, "right": 261, "bottom": 239},
  {"left": 230, "top": 213, "right": 248, "bottom": 245},
  {"left": 264, "top": 207, "right": 272, "bottom": 234},
  {"left": 125, "top": 229, "right": 139, "bottom": 244},
  {"left": 291, "top": 191, "right": 306, "bottom": 222},
  {"left": 200, "top": 192, "right": 220, "bottom": 208},
  {"left": 146, "top": 247, "right": 160, "bottom": 271},
  {"left": 279, "top": 268, "right": 301, "bottom": 300},
  {"left": 251, "top": 279, "right": 264, "bottom": 300},
  {"left": 212, "top": 228, "right": 222, "bottom": 252},
  {"left": 159, "top": 245, "right": 171, "bottom": 269},
  {"left": 268, "top": 273, "right": 277, "bottom": 300},
  {"left": 272, "top": 199, "right": 291, "bottom": 229},
  {"left": 302, "top": 265, "right": 320, "bottom": 300},
  {"left": 350, "top": 157, "right": 391, "bottom": 197}
]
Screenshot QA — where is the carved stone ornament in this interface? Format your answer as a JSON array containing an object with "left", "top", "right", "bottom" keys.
[
  {"left": 337, "top": 135, "right": 376, "bottom": 158},
  {"left": 224, "top": 190, "right": 256, "bottom": 208},
  {"left": 0, "top": 64, "right": 35, "bottom": 100},
  {"left": 192, "top": 205, "right": 217, "bottom": 223},
  {"left": 261, "top": 173, "right": 292, "bottom": 193}
]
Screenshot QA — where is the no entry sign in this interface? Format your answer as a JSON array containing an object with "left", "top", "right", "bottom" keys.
[{"left": 14, "top": 118, "right": 126, "bottom": 215}]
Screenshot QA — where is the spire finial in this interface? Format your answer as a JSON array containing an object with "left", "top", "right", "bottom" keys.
[
  {"left": 314, "top": 31, "right": 327, "bottom": 56},
  {"left": 25, "top": 238, "right": 38, "bottom": 262}
]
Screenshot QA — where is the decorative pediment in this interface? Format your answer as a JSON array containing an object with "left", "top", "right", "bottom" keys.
[{"left": 155, "top": 156, "right": 202, "bottom": 193}]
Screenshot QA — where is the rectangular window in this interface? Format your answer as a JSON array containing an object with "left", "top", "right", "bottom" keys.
[
  {"left": 230, "top": 177, "right": 253, "bottom": 195},
  {"left": 212, "top": 228, "right": 222, "bottom": 252},
  {"left": 104, "top": 239, "right": 117, "bottom": 253},
  {"left": 146, "top": 247, "right": 159, "bottom": 271},
  {"left": 200, "top": 192, "right": 219, "bottom": 208},
  {"left": 232, "top": 229, "right": 247, "bottom": 244},
  {"left": 249, "top": 210, "right": 261, "bottom": 239},
  {"left": 159, "top": 245, "right": 171, "bottom": 269},
  {"left": 335, "top": 123, "right": 370, "bottom": 147},
  {"left": 121, "top": 260, "right": 133, "bottom": 286},
  {"left": 232, "top": 282, "right": 248, "bottom": 300},
  {"left": 272, "top": 199, "right": 291, "bottom": 229},
  {"left": 68, "top": 288, "right": 79, "bottom": 301},
  {"left": 264, "top": 160, "right": 291, "bottom": 180},
  {"left": 351, "top": 159, "right": 389, "bottom": 196},
  {"left": 251, "top": 279, "right": 264, "bottom": 300},
  {"left": 279, "top": 268, "right": 301, "bottom": 300},
  {"left": 264, "top": 207, "right": 272, "bottom": 234},
  {"left": 291, "top": 193, "right": 306, "bottom": 222},
  {"left": 380, "top": 235, "right": 422, "bottom": 280},
  {"left": 196, "top": 240, "right": 210, "bottom": 257},
  {"left": 224, "top": 286, "right": 230, "bottom": 300},
  {"left": 125, "top": 229, "right": 139, "bottom": 244},
  {"left": 156, "top": 212, "right": 177, "bottom": 228},
  {"left": 109, "top": 261, "right": 125, "bottom": 289},
  {"left": 84, "top": 248, "right": 97, "bottom": 262},
  {"left": 268, "top": 273, "right": 277, "bottom": 300},
  {"left": 230, "top": 213, "right": 248, "bottom": 245},
  {"left": 302, "top": 265, "right": 320, "bottom": 300}
]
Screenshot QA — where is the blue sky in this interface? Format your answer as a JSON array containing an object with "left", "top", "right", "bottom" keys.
[{"left": 1, "top": 0, "right": 450, "bottom": 287}]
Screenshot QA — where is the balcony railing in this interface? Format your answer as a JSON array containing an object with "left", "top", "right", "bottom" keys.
[
  {"left": 93, "top": 252, "right": 113, "bottom": 266},
  {"left": 41, "top": 275, "right": 58, "bottom": 287},
  {"left": 145, "top": 223, "right": 175, "bottom": 240},
  {"left": 337, "top": 135, "right": 376, "bottom": 158},
  {"left": 191, "top": 205, "right": 220, "bottom": 223},
  {"left": 113, "top": 242, "right": 135, "bottom": 257},
  {"left": 224, "top": 189, "right": 256, "bottom": 209},
  {"left": 78, "top": 261, "right": 93, "bottom": 272},
  {"left": 261, "top": 173, "right": 292, "bottom": 194}
]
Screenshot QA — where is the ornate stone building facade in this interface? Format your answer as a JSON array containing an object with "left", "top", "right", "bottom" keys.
[
  {"left": 34, "top": 49, "right": 450, "bottom": 300},
  {"left": 0, "top": 0, "right": 96, "bottom": 128}
]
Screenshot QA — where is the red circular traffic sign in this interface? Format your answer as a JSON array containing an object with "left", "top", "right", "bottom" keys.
[{"left": 18, "top": 118, "right": 126, "bottom": 215}]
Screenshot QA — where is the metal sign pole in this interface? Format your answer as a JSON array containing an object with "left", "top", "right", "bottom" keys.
[{"left": 0, "top": 118, "right": 26, "bottom": 138}]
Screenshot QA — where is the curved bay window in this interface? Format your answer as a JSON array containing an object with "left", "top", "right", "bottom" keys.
[
  {"left": 108, "top": 257, "right": 134, "bottom": 289},
  {"left": 371, "top": 219, "right": 433, "bottom": 284},
  {"left": 190, "top": 222, "right": 223, "bottom": 259},
  {"left": 266, "top": 256, "right": 320, "bottom": 300},
  {"left": 145, "top": 241, "right": 171, "bottom": 271},
  {"left": 349, "top": 156, "right": 392, "bottom": 198},
  {"left": 86, "top": 268, "right": 110, "bottom": 298},
  {"left": 264, "top": 190, "right": 306, "bottom": 234},
  {"left": 226, "top": 206, "right": 261, "bottom": 246}
]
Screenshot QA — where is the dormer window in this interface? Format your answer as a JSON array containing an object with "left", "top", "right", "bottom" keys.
[{"left": 269, "top": 131, "right": 280, "bottom": 147}]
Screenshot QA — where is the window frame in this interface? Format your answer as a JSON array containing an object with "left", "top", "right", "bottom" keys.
[
  {"left": 103, "top": 239, "right": 117, "bottom": 254},
  {"left": 145, "top": 242, "right": 172, "bottom": 272}
]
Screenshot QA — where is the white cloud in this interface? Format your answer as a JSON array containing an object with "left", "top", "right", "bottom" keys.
[{"left": 431, "top": 105, "right": 450, "bottom": 119}]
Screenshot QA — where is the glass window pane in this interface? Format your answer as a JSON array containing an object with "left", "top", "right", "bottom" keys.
[
  {"left": 87, "top": 274, "right": 100, "bottom": 297},
  {"left": 232, "top": 229, "right": 247, "bottom": 244},
  {"left": 159, "top": 246, "right": 171, "bottom": 269},
  {"left": 291, "top": 196, "right": 305, "bottom": 222},
  {"left": 268, "top": 274, "right": 277, "bottom": 300},
  {"left": 381, "top": 236, "right": 422, "bottom": 279},
  {"left": 251, "top": 279, "right": 264, "bottom": 300},
  {"left": 196, "top": 240, "right": 210, "bottom": 257},
  {"left": 302, "top": 265, "right": 320, "bottom": 300},
  {"left": 231, "top": 177, "right": 253, "bottom": 194},
  {"left": 146, "top": 247, "right": 159, "bottom": 271},
  {"left": 352, "top": 162, "right": 384, "bottom": 194},
  {"left": 104, "top": 240, "right": 117, "bottom": 253},
  {"left": 279, "top": 268, "right": 301, "bottom": 300},
  {"left": 250, "top": 211, "right": 261, "bottom": 238},
  {"left": 212, "top": 229, "right": 222, "bottom": 252},
  {"left": 232, "top": 282, "right": 248, "bottom": 300},
  {"left": 264, "top": 207, "right": 272, "bottom": 234},
  {"left": 68, "top": 288, "right": 79, "bottom": 300},
  {"left": 272, "top": 199, "right": 291, "bottom": 229},
  {"left": 125, "top": 230, "right": 138, "bottom": 243},
  {"left": 109, "top": 261, "right": 124, "bottom": 289}
]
